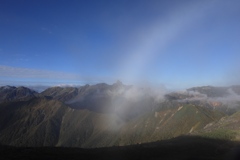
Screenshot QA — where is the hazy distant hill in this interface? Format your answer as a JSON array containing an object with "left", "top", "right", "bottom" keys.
[
  {"left": 0, "top": 83, "right": 240, "bottom": 148},
  {"left": 41, "top": 86, "right": 78, "bottom": 102},
  {"left": 0, "top": 86, "right": 38, "bottom": 103},
  {"left": 187, "top": 85, "right": 240, "bottom": 97}
]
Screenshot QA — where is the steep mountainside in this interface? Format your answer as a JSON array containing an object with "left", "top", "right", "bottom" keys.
[
  {"left": 197, "top": 111, "right": 240, "bottom": 141},
  {"left": 117, "top": 104, "right": 224, "bottom": 146},
  {"left": 0, "top": 100, "right": 225, "bottom": 148},
  {"left": 56, "top": 109, "right": 123, "bottom": 147},
  {"left": 0, "top": 97, "right": 67, "bottom": 146},
  {"left": 0, "top": 84, "right": 239, "bottom": 148}
]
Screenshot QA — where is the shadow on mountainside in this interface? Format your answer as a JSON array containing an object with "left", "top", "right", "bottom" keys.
[{"left": 0, "top": 136, "right": 239, "bottom": 160}]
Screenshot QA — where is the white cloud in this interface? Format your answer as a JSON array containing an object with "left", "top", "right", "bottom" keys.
[
  {"left": 0, "top": 65, "right": 103, "bottom": 87},
  {"left": 0, "top": 65, "right": 80, "bottom": 80},
  {"left": 0, "top": 65, "right": 117, "bottom": 86}
]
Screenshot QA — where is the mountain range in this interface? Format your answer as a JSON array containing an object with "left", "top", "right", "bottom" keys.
[{"left": 0, "top": 82, "right": 240, "bottom": 149}]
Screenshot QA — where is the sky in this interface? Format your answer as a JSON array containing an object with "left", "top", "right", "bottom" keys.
[{"left": 0, "top": 0, "right": 240, "bottom": 89}]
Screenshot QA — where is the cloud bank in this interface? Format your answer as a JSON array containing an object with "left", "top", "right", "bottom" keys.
[
  {"left": 0, "top": 65, "right": 79, "bottom": 79},
  {"left": 0, "top": 65, "right": 106, "bottom": 86}
]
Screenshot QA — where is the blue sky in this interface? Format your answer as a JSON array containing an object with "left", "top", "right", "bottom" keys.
[{"left": 0, "top": 0, "right": 240, "bottom": 89}]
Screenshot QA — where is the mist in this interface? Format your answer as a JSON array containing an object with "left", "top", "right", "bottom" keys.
[{"left": 168, "top": 86, "right": 240, "bottom": 111}]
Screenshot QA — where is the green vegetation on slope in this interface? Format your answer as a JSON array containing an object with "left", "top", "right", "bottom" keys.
[
  {"left": 200, "top": 129, "right": 238, "bottom": 140},
  {"left": 117, "top": 104, "right": 224, "bottom": 146}
]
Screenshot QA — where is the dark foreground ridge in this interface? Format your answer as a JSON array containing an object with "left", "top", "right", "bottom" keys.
[{"left": 0, "top": 136, "right": 240, "bottom": 160}]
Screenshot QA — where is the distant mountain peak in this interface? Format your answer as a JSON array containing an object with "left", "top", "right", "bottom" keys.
[
  {"left": 0, "top": 85, "right": 16, "bottom": 90},
  {"left": 0, "top": 85, "right": 37, "bottom": 102}
]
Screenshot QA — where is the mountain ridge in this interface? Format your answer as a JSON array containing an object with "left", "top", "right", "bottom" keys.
[{"left": 0, "top": 83, "right": 240, "bottom": 148}]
